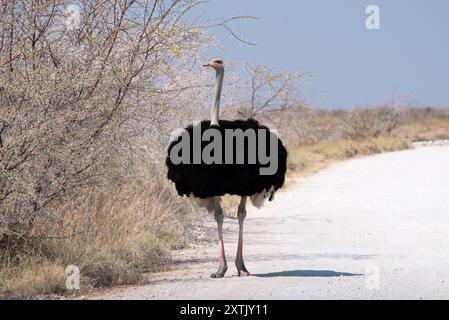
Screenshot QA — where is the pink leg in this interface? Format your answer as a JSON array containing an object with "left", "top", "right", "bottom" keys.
[
  {"left": 235, "top": 196, "right": 250, "bottom": 276},
  {"left": 211, "top": 197, "right": 228, "bottom": 278}
]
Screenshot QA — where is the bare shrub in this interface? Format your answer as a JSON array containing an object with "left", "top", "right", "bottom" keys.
[
  {"left": 0, "top": 0, "right": 206, "bottom": 243},
  {"left": 342, "top": 106, "right": 400, "bottom": 140},
  {"left": 225, "top": 64, "right": 307, "bottom": 119}
]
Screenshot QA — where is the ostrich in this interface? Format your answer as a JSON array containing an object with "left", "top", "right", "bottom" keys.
[{"left": 166, "top": 58, "right": 287, "bottom": 278}]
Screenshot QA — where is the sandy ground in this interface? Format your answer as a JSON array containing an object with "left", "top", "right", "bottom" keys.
[{"left": 91, "top": 145, "right": 449, "bottom": 300}]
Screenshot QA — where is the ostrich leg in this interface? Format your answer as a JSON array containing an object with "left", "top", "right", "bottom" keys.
[
  {"left": 235, "top": 196, "right": 250, "bottom": 276},
  {"left": 211, "top": 196, "right": 228, "bottom": 278}
]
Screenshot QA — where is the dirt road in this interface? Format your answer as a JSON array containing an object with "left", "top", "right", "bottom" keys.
[{"left": 92, "top": 145, "right": 449, "bottom": 299}]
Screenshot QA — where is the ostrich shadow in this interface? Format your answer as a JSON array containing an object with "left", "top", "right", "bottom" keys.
[{"left": 254, "top": 269, "right": 362, "bottom": 278}]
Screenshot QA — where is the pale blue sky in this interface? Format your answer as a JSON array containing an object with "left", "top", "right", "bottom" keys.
[{"left": 194, "top": 0, "right": 449, "bottom": 109}]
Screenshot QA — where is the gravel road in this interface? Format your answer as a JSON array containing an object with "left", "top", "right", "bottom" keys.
[{"left": 91, "top": 145, "right": 449, "bottom": 299}]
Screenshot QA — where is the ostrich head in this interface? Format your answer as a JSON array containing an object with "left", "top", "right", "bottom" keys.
[{"left": 203, "top": 58, "right": 224, "bottom": 71}]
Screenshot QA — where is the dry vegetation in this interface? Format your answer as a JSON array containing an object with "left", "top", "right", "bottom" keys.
[
  {"left": 1, "top": 1, "right": 449, "bottom": 298},
  {"left": 285, "top": 107, "right": 449, "bottom": 181},
  {"left": 1, "top": 179, "right": 190, "bottom": 297}
]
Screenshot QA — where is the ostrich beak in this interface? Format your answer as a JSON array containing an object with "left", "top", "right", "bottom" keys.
[{"left": 203, "top": 63, "right": 212, "bottom": 67}]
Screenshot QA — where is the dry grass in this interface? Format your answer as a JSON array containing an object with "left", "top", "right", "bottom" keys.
[
  {"left": 0, "top": 258, "right": 66, "bottom": 298},
  {"left": 394, "top": 118, "right": 449, "bottom": 142},
  {"left": 283, "top": 108, "right": 449, "bottom": 182},
  {"left": 0, "top": 180, "right": 191, "bottom": 298}
]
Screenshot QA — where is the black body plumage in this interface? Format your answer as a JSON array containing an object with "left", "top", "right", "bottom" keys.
[{"left": 166, "top": 119, "right": 287, "bottom": 199}]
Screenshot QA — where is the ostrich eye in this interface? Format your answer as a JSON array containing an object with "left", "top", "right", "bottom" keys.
[{"left": 215, "top": 60, "right": 223, "bottom": 64}]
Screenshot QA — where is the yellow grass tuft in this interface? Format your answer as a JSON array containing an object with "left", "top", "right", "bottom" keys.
[{"left": 0, "top": 258, "right": 66, "bottom": 298}]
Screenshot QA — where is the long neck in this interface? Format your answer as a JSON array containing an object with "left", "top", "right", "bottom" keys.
[{"left": 210, "top": 69, "right": 224, "bottom": 126}]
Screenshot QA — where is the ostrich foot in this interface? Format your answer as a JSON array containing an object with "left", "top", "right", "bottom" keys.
[
  {"left": 238, "top": 269, "right": 251, "bottom": 276},
  {"left": 235, "top": 261, "right": 251, "bottom": 276},
  {"left": 211, "top": 264, "right": 228, "bottom": 278}
]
